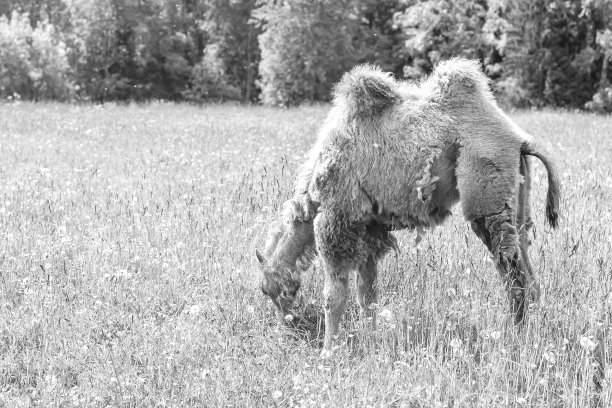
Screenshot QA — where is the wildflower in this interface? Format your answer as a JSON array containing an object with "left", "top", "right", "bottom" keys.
[
  {"left": 542, "top": 351, "right": 556, "bottom": 365},
  {"left": 292, "top": 374, "right": 303, "bottom": 389},
  {"left": 579, "top": 336, "right": 597, "bottom": 353},
  {"left": 450, "top": 338, "right": 462, "bottom": 352},
  {"left": 188, "top": 304, "right": 203, "bottom": 315},
  {"left": 379, "top": 309, "right": 393, "bottom": 323},
  {"left": 284, "top": 314, "right": 294, "bottom": 323},
  {"left": 272, "top": 390, "right": 282, "bottom": 400},
  {"left": 490, "top": 330, "right": 501, "bottom": 341}
]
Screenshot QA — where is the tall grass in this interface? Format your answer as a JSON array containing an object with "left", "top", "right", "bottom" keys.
[{"left": 0, "top": 103, "right": 610, "bottom": 407}]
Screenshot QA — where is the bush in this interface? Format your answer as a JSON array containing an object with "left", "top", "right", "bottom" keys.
[
  {"left": 491, "top": 0, "right": 600, "bottom": 108},
  {"left": 395, "top": 0, "right": 491, "bottom": 78},
  {"left": 257, "top": 0, "right": 360, "bottom": 106},
  {"left": 585, "top": 87, "right": 612, "bottom": 113},
  {"left": 0, "top": 11, "right": 73, "bottom": 101},
  {"left": 184, "top": 44, "right": 241, "bottom": 101}
]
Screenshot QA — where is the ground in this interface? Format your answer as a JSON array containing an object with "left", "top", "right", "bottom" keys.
[{"left": 0, "top": 102, "right": 611, "bottom": 407}]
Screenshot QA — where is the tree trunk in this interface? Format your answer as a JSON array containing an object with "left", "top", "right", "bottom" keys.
[
  {"left": 244, "top": 25, "right": 253, "bottom": 102},
  {"left": 600, "top": 52, "right": 610, "bottom": 90}
]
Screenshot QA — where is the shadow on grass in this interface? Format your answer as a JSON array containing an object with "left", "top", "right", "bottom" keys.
[{"left": 283, "top": 303, "right": 325, "bottom": 348}]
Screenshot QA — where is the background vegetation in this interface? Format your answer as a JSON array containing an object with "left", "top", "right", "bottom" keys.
[
  {"left": 1, "top": 0, "right": 612, "bottom": 110},
  {"left": 1, "top": 103, "right": 611, "bottom": 406}
]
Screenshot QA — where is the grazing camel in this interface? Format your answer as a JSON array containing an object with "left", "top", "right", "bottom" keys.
[{"left": 256, "top": 58, "right": 560, "bottom": 350}]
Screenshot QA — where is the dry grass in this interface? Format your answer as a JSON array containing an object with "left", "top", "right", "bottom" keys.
[{"left": 0, "top": 102, "right": 611, "bottom": 407}]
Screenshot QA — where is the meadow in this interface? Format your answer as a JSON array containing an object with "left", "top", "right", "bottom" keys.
[{"left": 0, "top": 102, "right": 611, "bottom": 407}]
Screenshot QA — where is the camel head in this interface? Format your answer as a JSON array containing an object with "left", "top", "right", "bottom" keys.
[
  {"left": 256, "top": 200, "right": 316, "bottom": 321},
  {"left": 256, "top": 248, "right": 302, "bottom": 321}
]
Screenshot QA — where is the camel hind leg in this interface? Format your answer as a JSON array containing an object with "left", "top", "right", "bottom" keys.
[
  {"left": 517, "top": 155, "right": 539, "bottom": 303},
  {"left": 470, "top": 209, "right": 535, "bottom": 323},
  {"left": 458, "top": 150, "right": 537, "bottom": 323},
  {"left": 356, "top": 255, "right": 378, "bottom": 327}
]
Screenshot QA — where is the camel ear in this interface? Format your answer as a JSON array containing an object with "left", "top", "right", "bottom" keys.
[{"left": 255, "top": 249, "right": 266, "bottom": 265}]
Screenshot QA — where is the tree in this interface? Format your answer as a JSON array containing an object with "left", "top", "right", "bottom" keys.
[
  {"left": 354, "top": 0, "right": 409, "bottom": 77},
  {"left": 490, "top": 0, "right": 600, "bottom": 108},
  {"left": 199, "top": 0, "right": 261, "bottom": 102},
  {"left": 394, "top": 0, "right": 490, "bottom": 79},
  {"left": 256, "top": 0, "right": 361, "bottom": 106},
  {"left": 0, "top": 11, "right": 73, "bottom": 100},
  {"left": 582, "top": 0, "right": 612, "bottom": 112}
]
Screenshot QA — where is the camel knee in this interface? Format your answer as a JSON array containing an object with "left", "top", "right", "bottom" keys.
[
  {"left": 471, "top": 211, "right": 539, "bottom": 323},
  {"left": 471, "top": 210, "right": 520, "bottom": 265},
  {"left": 323, "top": 273, "right": 349, "bottom": 309},
  {"left": 322, "top": 268, "right": 350, "bottom": 349}
]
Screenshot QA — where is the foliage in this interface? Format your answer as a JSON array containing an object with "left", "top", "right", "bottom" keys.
[
  {"left": 395, "top": 0, "right": 492, "bottom": 79},
  {"left": 201, "top": 0, "right": 261, "bottom": 101},
  {"left": 351, "top": 0, "right": 409, "bottom": 77},
  {"left": 1, "top": 0, "right": 612, "bottom": 109},
  {"left": 583, "top": 0, "right": 612, "bottom": 112},
  {"left": 63, "top": 0, "right": 123, "bottom": 101},
  {"left": 64, "top": 0, "right": 198, "bottom": 101},
  {"left": 184, "top": 44, "right": 241, "bottom": 101},
  {"left": 0, "top": 11, "right": 73, "bottom": 100},
  {"left": 488, "top": 0, "right": 603, "bottom": 108},
  {"left": 256, "top": 0, "right": 361, "bottom": 106}
]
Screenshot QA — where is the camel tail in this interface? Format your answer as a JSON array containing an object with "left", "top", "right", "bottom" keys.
[
  {"left": 332, "top": 64, "right": 400, "bottom": 117},
  {"left": 521, "top": 141, "right": 561, "bottom": 228}
]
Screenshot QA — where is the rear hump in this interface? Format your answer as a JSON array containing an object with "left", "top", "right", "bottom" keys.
[{"left": 332, "top": 64, "right": 400, "bottom": 117}]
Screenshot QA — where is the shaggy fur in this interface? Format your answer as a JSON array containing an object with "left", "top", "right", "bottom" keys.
[{"left": 257, "top": 58, "right": 560, "bottom": 350}]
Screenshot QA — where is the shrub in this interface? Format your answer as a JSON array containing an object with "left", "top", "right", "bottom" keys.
[
  {"left": 256, "top": 0, "right": 359, "bottom": 106},
  {"left": 0, "top": 11, "right": 73, "bottom": 101},
  {"left": 395, "top": 0, "right": 491, "bottom": 78},
  {"left": 184, "top": 44, "right": 241, "bottom": 102}
]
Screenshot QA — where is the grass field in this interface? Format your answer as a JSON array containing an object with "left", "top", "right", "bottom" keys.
[{"left": 0, "top": 102, "right": 611, "bottom": 407}]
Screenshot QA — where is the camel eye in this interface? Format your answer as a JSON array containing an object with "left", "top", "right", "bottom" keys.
[{"left": 261, "top": 286, "right": 269, "bottom": 296}]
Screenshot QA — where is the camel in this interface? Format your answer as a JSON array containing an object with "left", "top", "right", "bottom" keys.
[{"left": 256, "top": 58, "right": 560, "bottom": 350}]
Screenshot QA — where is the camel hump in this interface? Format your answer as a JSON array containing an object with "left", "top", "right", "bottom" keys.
[
  {"left": 332, "top": 64, "right": 400, "bottom": 117},
  {"left": 428, "top": 58, "right": 492, "bottom": 100}
]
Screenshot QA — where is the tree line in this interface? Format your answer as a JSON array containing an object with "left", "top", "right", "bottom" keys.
[{"left": 1, "top": 0, "right": 611, "bottom": 111}]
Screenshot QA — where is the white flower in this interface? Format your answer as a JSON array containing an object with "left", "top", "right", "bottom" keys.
[
  {"left": 542, "top": 351, "right": 556, "bottom": 365},
  {"left": 292, "top": 374, "right": 303, "bottom": 386},
  {"left": 379, "top": 309, "right": 393, "bottom": 322},
  {"left": 450, "top": 337, "right": 463, "bottom": 351},
  {"left": 284, "top": 314, "right": 294, "bottom": 322},
  {"left": 188, "top": 304, "right": 203, "bottom": 315},
  {"left": 272, "top": 390, "right": 282, "bottom": 400},
  {"left": 579, "top": 336, "right": 597, "bottom": 353},
  {"left": 490, "top": 330, "right": 501, "bottom": 341}
]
